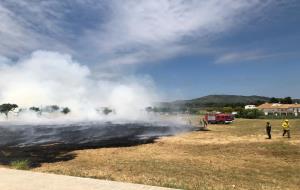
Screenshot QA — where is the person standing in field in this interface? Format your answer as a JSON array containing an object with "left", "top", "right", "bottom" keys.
[
  {"left": 203, "top": 118, "right": 208, "bottom": 128},
  {"left": 282, "top": 119, "right": 291, "bottom": 138},
  {"left": 199, "top": 119, "right": 203, "bottom": 127},
  {"left": 266, "top": 122, "right": 272, "bottom": 139}
]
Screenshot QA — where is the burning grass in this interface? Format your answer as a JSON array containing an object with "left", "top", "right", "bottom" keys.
[{"left": 1, "top": 117, "right": 300, "bottom": 189}]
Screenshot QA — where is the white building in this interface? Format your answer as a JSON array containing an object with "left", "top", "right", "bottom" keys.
[
  {"left": 257, "top": 103, "right": 300, "bottom": 116},
  {"left": 245, "top": 105, "right": 256, "bottom": 110}
]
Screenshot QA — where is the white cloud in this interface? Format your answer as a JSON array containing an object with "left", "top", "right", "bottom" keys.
[
  {"left": 0, "top": 1, "right": 72, "bottom": 58},
  {"left": 88, "top": 0, "right": 271, "bottom": 64},
  {"left": 0, "top": 0, "right": 273, "bottom": 65}
]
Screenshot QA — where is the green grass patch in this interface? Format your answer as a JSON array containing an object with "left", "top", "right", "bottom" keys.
[{"left": 10, "top": 159, "right": 31, "bottom": 170}]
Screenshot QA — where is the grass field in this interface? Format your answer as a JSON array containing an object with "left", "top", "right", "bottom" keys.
[{"left": 1, "top": 117, "right": 300, "bottom": 190}]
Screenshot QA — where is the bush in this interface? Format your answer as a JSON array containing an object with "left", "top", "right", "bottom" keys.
[
  {"left": 29, "top": 106, "right": 40, "bottom": 112},
  {"left": 103, "top": 107, "right": 113, "bottom": 115},
  {"left": 0, "top": 103, "right": 18, "bottom": 118},
  {"left": 10, "top": 159, "right": 31, "bottom": 170},
  {"left": 61, "top": 107, "right": 71, "bottom": 114},
  {"left": 236, "top": 109, "right": 263, "bottom": 119},
  {"left": 222, "top": 107, "right": 233, "bottom": 113}
]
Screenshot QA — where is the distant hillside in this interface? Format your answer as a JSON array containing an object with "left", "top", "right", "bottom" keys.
[
  {"left": 153, "top": 95, "right": 300, "bottom": 113},
  {"left": 158, "top": 95, "right": 300, "bottom": 110},
  {"left": 187, "top": 95, "right": 270, "bottom": 105},
  {"left": 159, "top": 95, "right": 271, "bottom": 108}
]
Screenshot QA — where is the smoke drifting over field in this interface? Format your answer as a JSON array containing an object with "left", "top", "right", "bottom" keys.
[
  {"left": 0, "top": 51, "right": 192, "bottom": 147},
  {"left": 0, "top": 50, "right": 156, "bottom": 121},
  {"left": 0, "top": 121, "right": 194, "bottom": 147}
]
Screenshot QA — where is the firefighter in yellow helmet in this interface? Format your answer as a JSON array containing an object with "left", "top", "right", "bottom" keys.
[{"left": 282, "top": 119, "right": 291, "bottom": 138}]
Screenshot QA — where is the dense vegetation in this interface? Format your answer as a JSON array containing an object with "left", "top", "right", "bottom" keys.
[
  {"left": 153, "top": 95, "right": 299, "bottom": 114},
  {"left": 0, "top": 103, "right": 72, "bottom": 118},
  {"left": 0, "top": 103, "right": 118, "bottom": 118},
  {"left": 269, "top": 96, "right": 293, "bottom": 104},
  {"left": 235, "top": 109, "right": 264, "bottom": 119}
]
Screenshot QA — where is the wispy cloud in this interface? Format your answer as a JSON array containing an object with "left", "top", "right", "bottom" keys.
[
  {"left": 215, "top": 50, "right": 265, "bottom": 64},
  {"left": 89, "top": 0, "right": 271, "bottom": 65},
  {"left": 0, "top": 1, "right": 71, "bottom": 58},
  {"left": 0, "top": 0, "right": 273, "bottom": 65},
  {"left": 215, "top": 50, "right": 300, "bottom": 64}
]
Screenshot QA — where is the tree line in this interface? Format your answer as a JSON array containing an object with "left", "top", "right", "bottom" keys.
[
  {"left": 269, "top": 97, "right": 293, "bottom": 104},
  {"left": 0, "top": 103, "right": 71, "bottom": 118},
  {"left": 0, "top": 103, "right": 117, "bottom": 119}
]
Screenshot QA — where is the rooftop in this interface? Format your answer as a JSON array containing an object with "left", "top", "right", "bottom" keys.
[{"left": 257, "top": 103, "right": 300, "bottom": 109}]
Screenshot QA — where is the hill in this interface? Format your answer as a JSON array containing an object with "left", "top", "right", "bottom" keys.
[
  {"left": 186, "top": 95, "right": 269, "bottom": 106},
  {"left": 160, "top": 95, "right": 270, "bottom": 108}
]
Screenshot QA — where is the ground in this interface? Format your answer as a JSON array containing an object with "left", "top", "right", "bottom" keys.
[{"left": 1, "top": 117, "right": 300, "bottom": 190}]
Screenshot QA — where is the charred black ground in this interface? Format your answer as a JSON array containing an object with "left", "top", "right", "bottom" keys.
[{"left": 0, "top": 121, "right": 195, "bottom": 148}]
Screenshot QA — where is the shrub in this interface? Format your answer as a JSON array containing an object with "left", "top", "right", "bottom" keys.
[
  {"left": 103, "top": 107, "right": 113, "bottom": 115},
  {"left": 29, "top": 106, "right": 40, "bottom": 112},
  {"left": 0, "top": 103, "right": 18, "bottom": 118},
  {"left": 222, "top": 107, "right": 233, "bottom": 113},
  {"left": 236, "top": 109, "right": 263, "bottom": 119},
  {"left": 10, "top": 159, "right": 31, "bottom": 170},
  {"left": 61, "top": 107, "right": 71, "bottom": 114}
]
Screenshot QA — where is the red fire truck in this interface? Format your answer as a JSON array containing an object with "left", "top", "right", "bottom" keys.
[{"left": 205, "top": 113, "right": 234, "bottom": 124}]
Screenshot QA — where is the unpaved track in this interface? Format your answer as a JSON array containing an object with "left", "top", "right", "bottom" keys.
[{"left": 0, "top": 168, "right": 177, "bottom": 190}]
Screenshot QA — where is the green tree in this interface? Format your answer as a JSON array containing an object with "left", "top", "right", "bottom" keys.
[
  {"left": 61, "top": 107, "right": 71, "bottom": 114},
  {"left": 237, "top": 109, "right": 263, "bottom": 119},
  {"left": 281, "top": 97, "right": 293, "bottom": 104},
  {"left": 269, "top": 97, "right": 279, "bottom": 103},
  {"left": 206, "top": 108, "right": 215, "bottom": 112},
  {"left": 145, "top": 106, "right": 153, "bottom": 112},
  {"left": 222, "top": 107, "right": 233, "bottom": 113},
  {"left": 29, "top": 107, "right": 40, "bottom": 112},
  {"left": 234, "top": 106, "right": 243, "bottom": 112},
  {"left": 51, "top": 105, "right": 60, "bottom": 111},
  {"left": 43, "top": 105, "right": 60, "bottom": 112},
  {"left": 0, "top": 103, "right": 18, "bottom": 118},
  {"left": 103, "top": 107, "right": 113, "bottom": 115}
]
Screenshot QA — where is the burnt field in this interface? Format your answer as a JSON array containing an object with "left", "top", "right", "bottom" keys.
[
  {"left": 0, "top": 118, "right": 300, "bottom": 190},
  {"left": 0, "top": 121, "right": 195, "bottom": 169},
  {"left": 0, "top": 121, "right": 194, "bottom": 147}
]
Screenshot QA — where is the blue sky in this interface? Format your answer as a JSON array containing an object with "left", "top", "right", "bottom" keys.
[{"left": 0, "top": 0, "right": 299, "bottom": 101}]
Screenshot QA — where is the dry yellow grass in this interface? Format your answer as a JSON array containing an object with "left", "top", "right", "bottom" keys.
[{"left": 2, "top": 117, "right": 300, "bottom": 190}]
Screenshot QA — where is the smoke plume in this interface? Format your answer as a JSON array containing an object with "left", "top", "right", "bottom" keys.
[
  {"left": 0, "top": 51, "right": 192, "bottom": 147},
  {"left": 0, "top": 51, "right": 193, "bottom": 147},
  {"left": 0, "top": 50, "right": 157, "bottom": 121}
]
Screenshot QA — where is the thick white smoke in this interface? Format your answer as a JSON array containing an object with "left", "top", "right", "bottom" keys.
[{"left": 0, "top": 50, "right": 157, "bottom": 122}]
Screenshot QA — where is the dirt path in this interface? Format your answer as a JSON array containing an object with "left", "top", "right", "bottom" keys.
[{"left": 0, "top": 168, "right": 177, "bottom": 190}]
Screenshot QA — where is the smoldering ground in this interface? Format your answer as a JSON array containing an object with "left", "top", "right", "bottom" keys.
[
  {"left": 0, "top": 51, "right": 195, "bottom": 149},
  {"left": 0, "top": 121, "right": 195, "bottom": 148}
]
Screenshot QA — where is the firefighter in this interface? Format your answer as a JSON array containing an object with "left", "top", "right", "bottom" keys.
[
  {"left": 199, "top": 119, "right": 203, "bottom": 127},
  {"left": 282, "top": 119, "right": 291, "bottom": 138},
  {"left": 203, "top": 118, "right": 208, "bottom": 128},
  {"left": 265, "top": 122, "right": 272, "bottom": 139}
]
